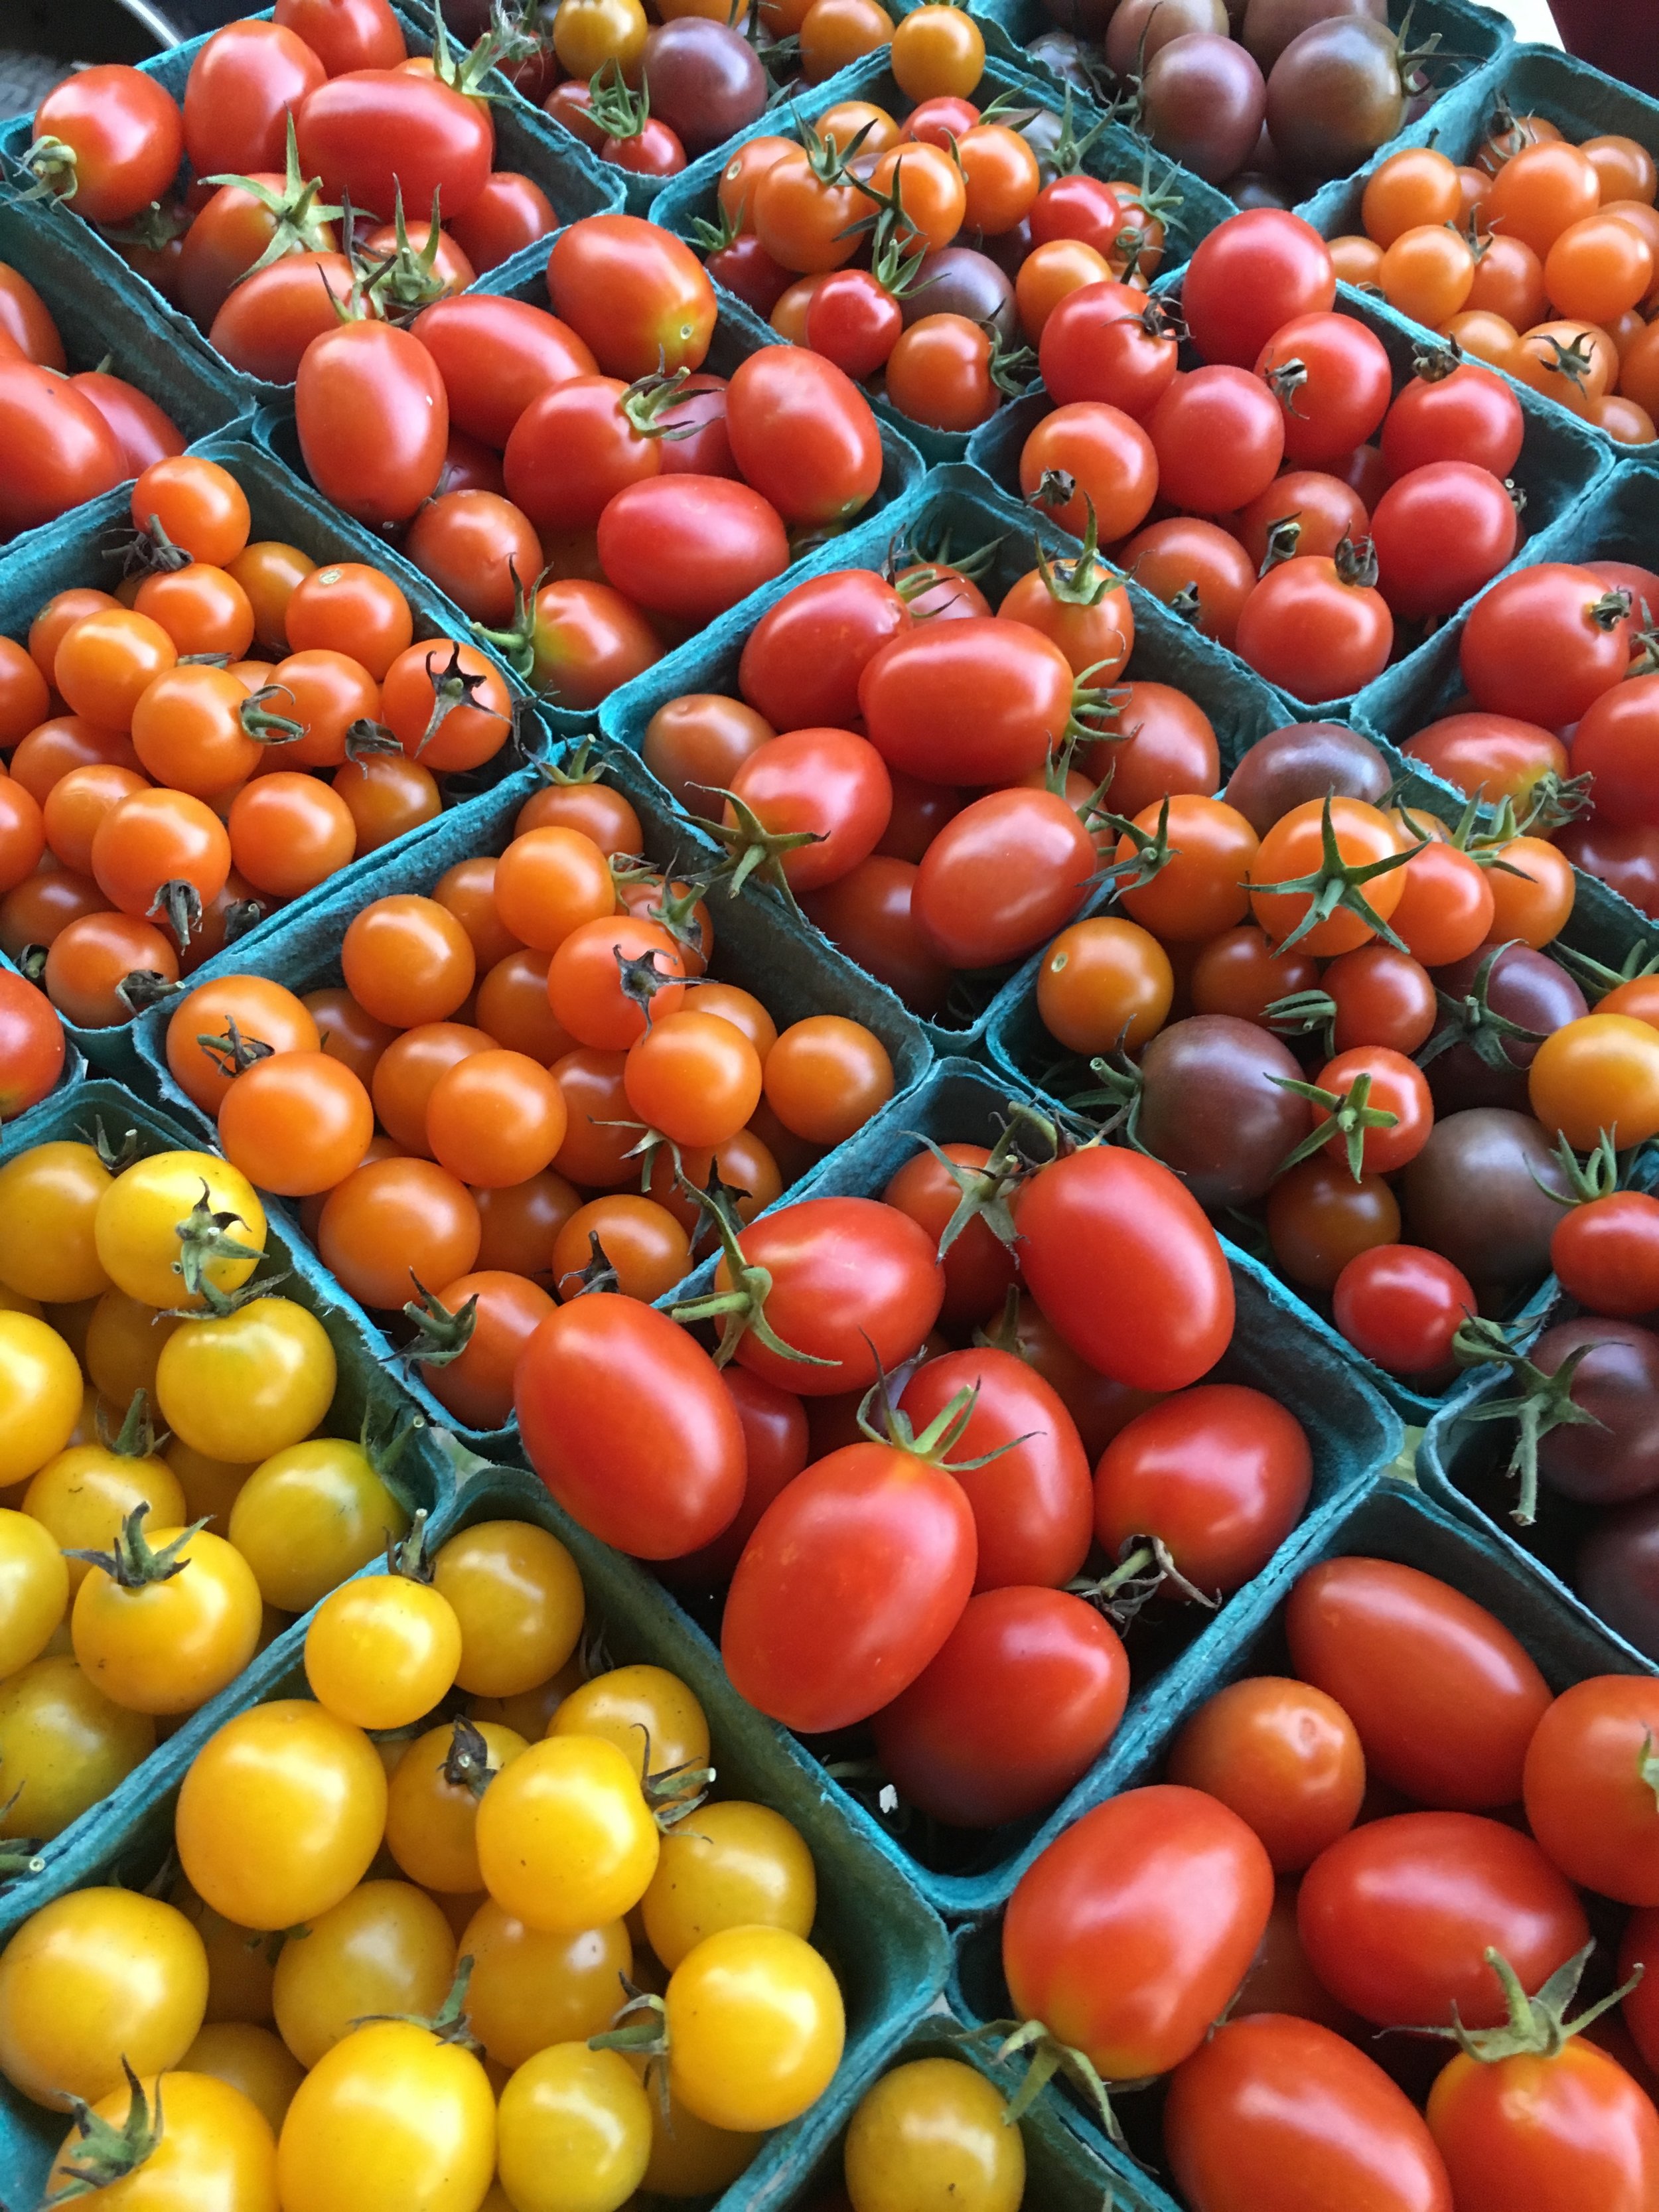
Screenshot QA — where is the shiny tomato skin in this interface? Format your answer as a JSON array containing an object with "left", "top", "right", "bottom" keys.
[
  {"left": 1015, "top": 1148, "right": 1234, "bottom": 1392},
  {"left": 724, "top": 348, "right": 883, "bottom": 526},
  {"left": 0, "top": 363, "right": 125, "bottom": 536},
  {"left": 294, "top": 68, "right": 492, "bottom": 222},
  {"left": 871, "top": 1587, "right": 1129, "bottom": 1828},
  {"left": 737, "top": 568, "right": 910, "bottom": 731},
  {"left": 721, "top": 1438, "right": 977, "bottom": 1731},
  {"left": 1235, "top": 555, "right": 1394, "bottom": 703},
  {"left": 547, "top": 216, "right": 717, "bottom": 381},
  {"left": 1002, "top": 1785, "right": 1275, "bottom": 2079},
  {"left": 28, "top": 65, "right": 184, "bottom": 225},
  {"left": 1094, "top": 1385, "right": 1313, "bottom": 1597},
  {"left": 1167, "top": 2014, "right": 1454, "bottom": 2212},
  {"left": 658, "top": 1366, "right": 810, "bottom": 1589},
  {"left": 597, "top": 476, "right": 789, "bottom": 622},
  {"left": 914, "top": 788, "right": 1095, "bottom": 969},
  {"left": 1297, "top": 1812, "right": 1590, "bottom": 2031},
  {"left": 899, "top": 1349, "right": 1093, "bottom": 1591},
  {"left": 858, "top": 618, "right": 1074, "bottom": 785},
  {"left": 1180, "top": 210, "right": 1337, "bottom": 369},
  {"left": 514, "top": 1294, "right": 745, "bottom": 1558},
  {"left": 0, "top": 972, "right": 65, "bottom": 1118},
  {"left": 1459, "top": 563, "right": 1633, "bottom": 729},
  {"left": 1522, "top": 1676, "right": 1659, "bottom": 1905},
  {"left": 717, "top": 1197, "right": 945, "bottom": 1398},
  {"left": 1427, "top": 2037, "right": 1659, "bottom": 2212},
  {"left": 295, "top": 321, "right": 447, "bottom": 524},
  {"left": 1285, "top": 1556, "right": 1551, "bottom": 1810},
  {"left": 184, "top": 19, "right": 325, "bottom": 175},
  {"left": 1381, "top": 359, "right": 1524, "bottom": 480},
  {"left": 411, "top": 295, "right": 597, "bottom": 450}
]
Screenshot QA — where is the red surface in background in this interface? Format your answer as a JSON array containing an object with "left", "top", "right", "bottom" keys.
[{"left": 1550, "top": 0, "right": 1659, "bottom": 98}]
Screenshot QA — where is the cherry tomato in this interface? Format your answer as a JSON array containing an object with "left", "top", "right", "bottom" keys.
[
  {"left": 1169, "top": 1675, "right": 1365, "bottom": 1872},
  {"left": 1333, "top": 1244, "right": 1476, "bottom": 1375},
  {"left": 296, "top": 321, "right": 448, "bottom": 527}
]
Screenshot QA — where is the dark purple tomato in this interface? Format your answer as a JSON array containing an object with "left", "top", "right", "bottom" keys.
[
  {"left": 871, "top": 1586, "right": 1129, "bottom": 1828},
  {"left": 902, "top": 248, "right": 1017, "bottom": 341},
  {"left": 1137, "top": 1015, "right": 1313, "bottom": 1208},
  {"left": 1223, "top": 721, "right": 1392, "bottom": 837},
  {"left": 1106, "top": 0, "right": 1228, "bottom": 76},
  {"left": 1530, "top": 1319, "right": 1659, "bottom": 1509},
  {"left": 1242, "top": 0, "right": 1384, "bottom": 70},
  {"left": 1423, "top": 943, "right": 1589, "bottom": 1116},
  {"left": 641, "top": 19, "right": 767, "bottom": 159},
  {"left": 1266, "top": 17, "right": 1413, "bottom": 183},
  {"left": 1143, "top": 34, "right": 1267, "bottom": 184},
  {"left": 1580, "top": 1501, "right": 1659, "bottom": 1662},
  {"left": 1400, "top": 1107, "right": 1570, "bottom": 1307}
]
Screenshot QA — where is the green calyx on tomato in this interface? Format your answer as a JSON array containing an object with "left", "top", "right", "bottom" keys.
[
  {"left": 92, "top": 1388, "right": 163, "bottom": 1463},
  {"left": 362, "top": 1956, "right": 487, "bottom": 2054},
  {"left": 402, "top": 1275, "right": 482, "bottom": 1367},
  {"left": 167, "top": 1179, "right": 265, "bottom": 1304},
  {"left": 619, "top": 366, "right": 705, "bottom": 443},
  {"left": 585, "top": 59, "right": 653, "bottom": 149},
  {"left": 473, "top": 568, "right": 552, "bottom": 683},
  {"left": 1452, "top": 1318, "right": 1611, "bottom": 1527},
  {"left": 1416, "top": 939, "right": 1550, "bottom": 1076},
  {"left": 426, "top": 7, "right": 508, "bottom": 102},
  {"left": 911, "top": 1113, "right": 1054, "bottom": 1262},
  {"left": 970, "top": 2012, "right": 1122, "bottom": 2145},
  {"left": 1419, "top": 1941, "right": 1635, "bottom": 2063},
  {"left": 1033, "top": 494, "right": 1119, "bottom": 611},
  {"left": 442, "top": 1715, "right": 504, "bottom": 1799},
  {"left": 609, "top": 860, "right": 710, "bottom": 970},
  {"left": 357, "top": 188, "right": 455, "bottom": 323},
  {"left": 63, "top": 1501, "right": 210, "bottom": 1591},
  {"left": 684, "top": 786, "right": 826, "bottom": 913},
  {"left": 1070, "top": 1531, "right": 1220, "bottom": 1629},
  {"left": 44, "top": 2057, "right": 161, "bottom": 2199},
  {"left": 1273, "top": 1067, "right": 1401, "bottom": 1183},
  {"left": 196, "top": 1016, "right": 276, "bottom": 1083},
  {"left": 669, "top": 1177, "right": 835, "bottom": 1374},
  {"left": 411, "top": 643, "right": 513, "bottom": 759},
  {"left": 204, "top": 117, "right": 344, "bottom": 289},
  {"left": 1250, "top": 793, "right": 1425, "bottom": 957}
]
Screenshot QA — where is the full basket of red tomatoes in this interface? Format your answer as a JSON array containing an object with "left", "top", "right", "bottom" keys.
[
  {"left": 0, "top": 3, "right": 620, "bottom": 416},
  {"left": 952, "top": 1474, "right": 1659, "bottom": 2212}
]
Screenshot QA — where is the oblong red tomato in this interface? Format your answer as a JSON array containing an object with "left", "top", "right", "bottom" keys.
[
  {"left": 1297, "top": 1811, "right": 1590, "bottom": 2030},
  {"left": 597, "top": 476, "right": 789, "bottom": 621},
  {"left": 721, "top": 1437, "right": 977, "bottom": 1731},
  {"left": 295, "top": 320, "right": 449, "bottom": 524},
  {"left": 914, "top": 786, "right": 1095, "bottom": 968},
  {"left": 1015, "top": 1148, "right": 1234, "bottom": 1391},
  {"left": 547, "top": 215, "right": 717, "bottom": 380},
  {"left": 515, "top": 1293, "right": 746, "bottom": 1557},
  {"left": 859, "top": 618, "right": 1075, "bottom": 785},
  {"left": 412, "top": 295, "right": 598, "bottom": 449},
  {"left": 737, "top": 568, "right": 910, "bottom": 731},
  {"left": 1167, "top": 2014, "right": 1453, "bottom": 2212},
  {"left": 295, "top": 68, "right": 493, "bottom": 220},
  {"left": 208, "top": 252, "right": 359, "bottom": 384},
  {"left": 872, "top": 1586, "right": 1129, "bottom": 1828},
  {"left": 1427, "top": 2031, "right": 1659, "bottom": 2212},
  {"left": 0, "top": 362, "right": 125, "bottom": 536},
  {"left": 724, "top": 347, "right": 883, "bottom": 526},
  {"left": 1002, "top": 1785, "right": 1275, "bottom": 2078},
  {"left": 1285, "top": 1556, "right": 1551, "bottom": 1810},
  {"left": 899, "top": 1348, "right": 1094, "bottom": 1591},
  {"left": 1522, "top": 1675, "right": 1659, "bottom": 1905}
]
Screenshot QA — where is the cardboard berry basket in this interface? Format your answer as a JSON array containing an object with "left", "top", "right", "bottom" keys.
[
  {"left": 0, "top": 5, "right": 622, "bottom": 421},
  {"left": 948, "top": 1473, "right": 1650, "bottom": 2190},
  {"left": 129, "top": 753, "right": 934, "bottom": 1460},
  {"left": 0, "top": 1080, "right": 447, "bottom": 1956},
  {"left": 658, "top": 1053, "right": 1402, "bottom": 1919}
]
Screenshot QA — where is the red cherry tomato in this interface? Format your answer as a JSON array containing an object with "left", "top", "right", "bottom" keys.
[
  {"left": 295, "top": 321, "right": 448, "bottom": 525},
  {"left": 1333, "top": 1245, "right": 1476, "bottom": 1375}
]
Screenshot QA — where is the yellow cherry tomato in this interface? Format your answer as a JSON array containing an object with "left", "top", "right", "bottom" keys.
[
  {"left": 460, "top": 1897, "right": 632, "bottom": 2069},
  {"left": 0, "top": 1284, "right": 41, "bottom": 1315},
  {"left": 275, "top": 2018, "right": 496, "bottom": 2212},
  {"left": 642, "top": 1800, "right": 817, "bottom": 1970},
  {"left": 0, "top": 1313, "right": 83, "bottom": 1487},
  {"left": 176, "top": 1699, "right": 388, "bottom": 1932},
  {"left": 553, "top": 0, "right": 647, "bottom": 78},
  {"left": 273, "top": 1880, "right": 456, "bottom": 2069},
  {"left": 72, "top": 1522, "right": 263, "bottom": 1714},
  {"left": 180, "top": 2020, "right": 305, "bottom": 2134},
  {"left": 94, "top": 1151, "right": 267, "bottom": 1311},
  {"left": 890, "top": 2, "right": 984, "bottom": 98},
  {"left": 469, "top": 1653, "right": 583, "bottom": 1739},
  {"left": 0, "top": 1655, "right": 155, "bottom": 1840},
  {"left": 84, "top": 1287, "right": 180, "bottom": 1408},
  {"left": 173, "top": 1885, "right": 276, "bottom": 2027},
  {"left": 1528, "top": 1011, "right": 1659, "bottom": 1151},
  {"left": 843, "top": 2057, "right": 1026, "bottom": 2212},
  {"left": 155, "top": 1297, "right": 336, "bottom": 1465},
  {"left": 0, "top": 1505, "right": 69, "bottom": 1676},
  {"left": 551, "top": 1664, "right": 709, "bottom": 1788},
  {"left": 46, "top": 2069, "right": 277, "bottom": 2209},
  {"left": 432, "top": 1518, "right": 584, "bottom": 1698},
  {"left": 0, "top": 1887, "right": 208, "bottom": 2110},
  {"left": 384, "top": 1717, "right": 528, "bottom": 1893},
  {"left": 164, "top": 1436, "right": 255, "bottom": 1526},
  {"left": 476, "top": 1735, "right": 660, "bottom": 1933},
  {"left": 634, "top": 2067, "right": 762, "bottom": 2197},
  {"left": 25, "top": 1426, "right": 185, "bottom": 1593},
  {"left": 0, "top": 1141, "right": 113, "bottom": 1303},
  {"left": 228, "top": 1437, "right": 405, "bottom": 1614},
  {"left": 305, "top": 1572, "right": 463, "bottom": 1730},
  {"left": 497, "top": 2043, "right": 653, "bottom": 2212},
  {"left": 666, "top": 1926, "right": 844, "bottom": 2131}
]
